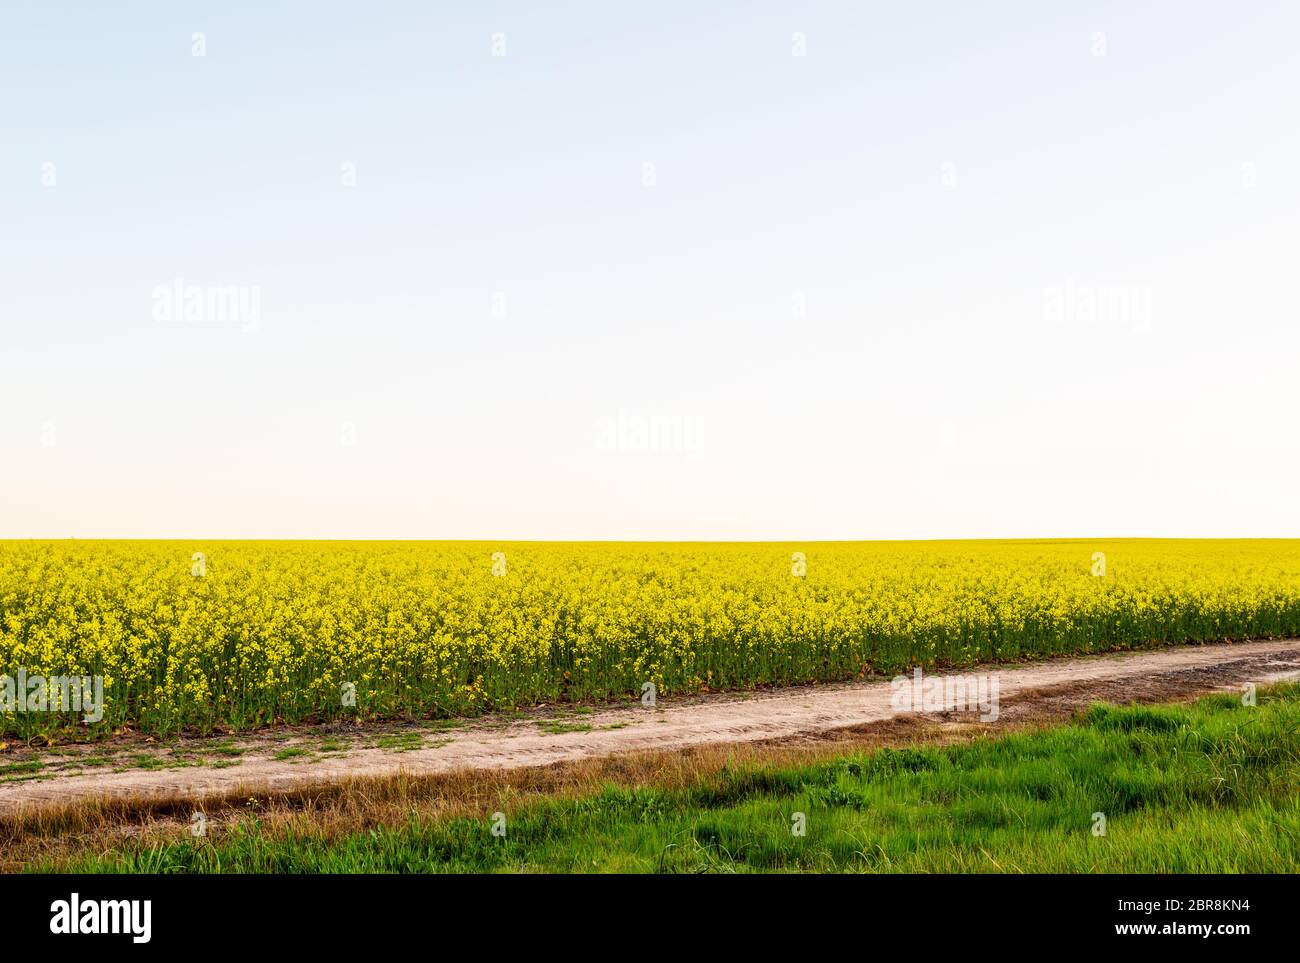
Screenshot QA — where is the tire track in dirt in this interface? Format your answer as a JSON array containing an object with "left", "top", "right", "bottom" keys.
[{"left": 3, "top": 638, "right": 1298, "bottom": 818}]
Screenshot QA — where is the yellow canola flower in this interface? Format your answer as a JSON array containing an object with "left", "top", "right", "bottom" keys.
[{"left": 0, "top": 538, "right": 1297, "bottom": 735}]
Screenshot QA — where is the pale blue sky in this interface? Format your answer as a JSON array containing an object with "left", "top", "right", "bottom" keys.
[{"left": 3, "top": 2, "right": 1298, "bottom": 538}]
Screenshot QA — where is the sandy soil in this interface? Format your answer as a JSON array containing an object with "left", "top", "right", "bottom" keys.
[{"left": 2, "top": 638, "right": 1297, "bottom": 819}]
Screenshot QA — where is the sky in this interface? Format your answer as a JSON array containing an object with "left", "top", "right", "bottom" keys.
[{"left": 2, "top": 1, "right": 1298, "bottom": 540}]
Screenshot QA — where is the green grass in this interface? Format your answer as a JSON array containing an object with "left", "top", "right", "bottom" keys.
[
  {"left": 424, "top": 719, "right": 465, "bottom": 733},
  {"left": 374, "top": 732, "right": 426, "bottom": 752},
  {"left": 537, "top": 721, "right": 594, "bottom": 735},
  {"left": 38, "top": 684, "right": 1300, "bottom": 873},
  {"left": 120, "top": 752, "right": 206, "bottom": 771},
  {"left": 125, "top": 754, "right": 167, "bottom": 771},
  {"left": 0, "top": 760, "right": 44, "bottom": 776}
]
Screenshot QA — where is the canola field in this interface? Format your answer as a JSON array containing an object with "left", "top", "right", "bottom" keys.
[{"left": 2, "top": 539, "right": 1299, "bottom": 736}]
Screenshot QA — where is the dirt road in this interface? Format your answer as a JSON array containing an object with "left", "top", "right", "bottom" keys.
[{"left": 3, "top": 638, "right": 1298, "bottom": 818}]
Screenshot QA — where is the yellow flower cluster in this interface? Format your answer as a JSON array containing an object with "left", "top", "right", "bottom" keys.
[{"left": 1, "top": 539, "right": 1298, "bottom": 735}]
